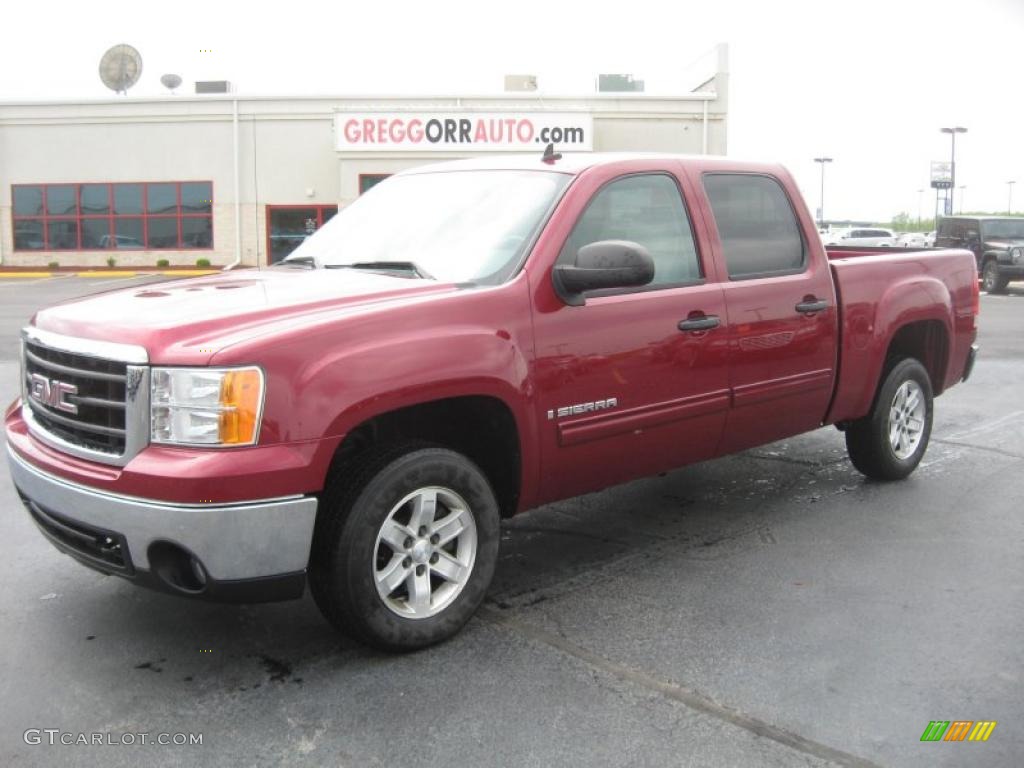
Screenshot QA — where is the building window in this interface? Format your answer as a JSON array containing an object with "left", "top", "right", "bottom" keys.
[
  {"left": 266, "top": 205, "right": 338, "bottom": 264},
  {"left": 358, "top": 174, "right": 391, "bottom": 194},
  {"left": 11, "top": 182, "right": 214, "bottom": 251}
]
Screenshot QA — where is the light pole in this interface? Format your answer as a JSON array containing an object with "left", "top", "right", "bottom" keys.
[
  {"left": 940, "top": 126, "right": 967, "bottom": 216},
  {"left": 1009, "top": 181, "right": 1016, "bottom": 215},
  {"left": 917, "top": 188, "right": 924, "bottom": 228},
  {"left": 813, "top": 157, "right": 833, "bottom": 227},
  {"left": 958, "top": 185, "right": 966, "bottom": 214}
]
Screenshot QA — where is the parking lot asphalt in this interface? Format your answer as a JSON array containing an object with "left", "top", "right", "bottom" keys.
[{"left": 1, "top": 275, "right": 1021, "bottom": 767}]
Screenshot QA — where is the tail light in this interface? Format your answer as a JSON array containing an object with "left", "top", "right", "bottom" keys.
[{"left": 972, "top": 270, "right": 980, "bottom": 315}]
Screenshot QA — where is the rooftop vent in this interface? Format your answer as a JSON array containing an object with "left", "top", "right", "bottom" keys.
[
  {"left": 504, "top": 74, "right": 538, "bottom": 92},
  {"left": 195, "top": 80, "right": 231, "bottom": 94},
  {"left": 597, "top": 74, "right": 644, "bottom": 93}
]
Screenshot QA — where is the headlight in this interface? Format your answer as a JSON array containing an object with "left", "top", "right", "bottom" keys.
[
  {"left": 1012, "top": 247, "right": 1022, "bottom": 263},
  {"left": 151, "top": 367, "right": 264, "bottom": 446}
]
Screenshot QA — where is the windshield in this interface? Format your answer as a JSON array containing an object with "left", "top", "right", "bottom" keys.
[
  {"left": 981, "top": 220, "right": 1024, "bottom": 240},
  {"left": 285, "top": 170, "right": 570, "bottom": 283}
]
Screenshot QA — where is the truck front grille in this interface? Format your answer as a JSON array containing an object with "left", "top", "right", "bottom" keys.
[{"left": 23, "top": 339, "right": 129, "bottom": 455}]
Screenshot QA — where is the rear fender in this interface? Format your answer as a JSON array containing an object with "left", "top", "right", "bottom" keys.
[{"left": 827, "top": 275, "right": 952, "bottom": 423}]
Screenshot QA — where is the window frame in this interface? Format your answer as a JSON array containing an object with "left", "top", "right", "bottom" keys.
[
  {"left": 555, "top": 171, "right": 707, "bottom": 300},
  {"left": 701, "top": 171, "right": 809, "bottom": 282},
  {"left": 10, "top": 181, "right": 214, "bottom": 252},
  {"left": 265, "top": 204, "right": 339, "bottom": 265}
]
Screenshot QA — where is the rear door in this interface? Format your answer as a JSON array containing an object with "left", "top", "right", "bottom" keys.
[
  {"left": 696, "top": 171, "right": 839, "bottom": 454},
  {"left": 532, "top": 164, "right": 729, "bottom": 503}
]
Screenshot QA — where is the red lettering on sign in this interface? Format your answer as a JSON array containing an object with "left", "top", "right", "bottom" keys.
[
  {"left": 362, "top": 119, "right": 376, "bottom": 143},
  {"left": 389, "top": 120, "right": 405, "bottom": 143},
  {"left": 344, "top": 119, "right": 360, "bottom": 143},
  {"left": 517, "top": 120, "right": 533, "bottom": 143},
  {"left": 504, "top": 119, "right": 516, "bottom": 143},
  {"left": 474, "top": 119, "right": 488, "bottom": 142},
  {"left": 408, "top": 119, "right": 423, "bottom": 142}
]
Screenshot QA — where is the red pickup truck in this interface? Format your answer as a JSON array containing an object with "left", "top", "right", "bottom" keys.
[{"left": 5, "top": 154, "right": 979, "bottom": 650}]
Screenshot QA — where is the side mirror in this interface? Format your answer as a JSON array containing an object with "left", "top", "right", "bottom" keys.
[{"left": 552, "top": 240, "right": 655, "bottom": 306}]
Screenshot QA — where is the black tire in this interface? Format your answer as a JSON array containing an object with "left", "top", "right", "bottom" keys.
[
  {"left": 981, "top": 260, "right": 1009, "bottom": 294},
  {"left": 309, "top": 442, "right": 500, "bottom": 651},
  {"left": 845, "top": 358, "right": 933, "bottom": 481}
]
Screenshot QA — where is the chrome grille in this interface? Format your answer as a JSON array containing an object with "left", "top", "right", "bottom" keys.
[
  {"left": 20, "top": 328, "right": 150, "bottom": 466},
  {"left": 24, "top": 340, "right": 128, "bottom": 454}
]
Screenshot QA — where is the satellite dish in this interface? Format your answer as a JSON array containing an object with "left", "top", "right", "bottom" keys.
[
  {"left": 99, "top": 44, "right": 143, "bottom": 95},
  {"left": 160, "top": 73, "right": 182, "bottom": 93}
]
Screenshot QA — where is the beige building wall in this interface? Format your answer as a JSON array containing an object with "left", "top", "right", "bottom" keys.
[{"left": 0, "top": 71, "right": 728, "bottom": 268}]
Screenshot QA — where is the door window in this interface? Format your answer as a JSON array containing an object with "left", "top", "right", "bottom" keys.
[
  {"left": 703, "top": 174, "right": 805, "bottom": 279},
  {"left": 560, "top": 174, "right": 702, "bottom": 289}
]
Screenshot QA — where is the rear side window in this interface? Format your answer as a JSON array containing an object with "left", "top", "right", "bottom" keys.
[
  {"left": 560, "top": 174, "right": 702, "bottom": 288},
  {"left": 703, "top": 174, "right": 805, "bottom": 279}
]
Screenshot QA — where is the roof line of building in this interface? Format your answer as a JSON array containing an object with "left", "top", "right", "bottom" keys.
[{"left": 0, "top": 91, "right": 719, "bottom": 108}]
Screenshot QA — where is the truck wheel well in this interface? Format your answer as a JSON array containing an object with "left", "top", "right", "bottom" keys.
[
  {"left": 885, "top": 320, "right": 949, "bottom": 395},
  {"left": 329, "top": 396, "right": 521, "bottom": 517}
]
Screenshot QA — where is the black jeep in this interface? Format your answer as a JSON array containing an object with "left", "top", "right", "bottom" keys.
[{"left": 935, "top": 216, "right": 1024, "bottom": 293}]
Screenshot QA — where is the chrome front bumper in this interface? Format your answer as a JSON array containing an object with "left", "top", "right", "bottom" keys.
[{"left": 7, "top": 445, "right": 318, "bottom": 601}]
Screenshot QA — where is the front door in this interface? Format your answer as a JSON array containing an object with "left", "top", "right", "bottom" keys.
[
  {"left": 532, "top": 166, "right": 730, "bottom": 504},
  {"left": 266, "top": 205, "right": 338, "bottom": 264}
]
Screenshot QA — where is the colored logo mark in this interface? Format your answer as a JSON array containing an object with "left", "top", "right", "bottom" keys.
[{"left": 920, "top": 721, "right": 997, "bottom": 742}]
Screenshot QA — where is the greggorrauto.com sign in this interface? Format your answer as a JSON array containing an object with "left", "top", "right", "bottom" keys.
[{"left": 334, "top": 112, "right": 593, "bottom": 152}]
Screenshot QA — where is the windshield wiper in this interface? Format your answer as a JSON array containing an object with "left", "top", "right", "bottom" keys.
[
  {"left": 325, "top": 261, "right": 435, "bottom": 280},
  {"left": 280, "top": 255, "right": 317, "bottom": 269}
]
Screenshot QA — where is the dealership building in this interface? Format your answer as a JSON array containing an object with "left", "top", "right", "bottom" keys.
[{"left": 0, "top": 50, "right": 728, "bottom": 269}]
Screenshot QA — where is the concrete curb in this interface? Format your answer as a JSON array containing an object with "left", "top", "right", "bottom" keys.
[{"left": 0, "top": 270, "right": 218, "bottom": 279}]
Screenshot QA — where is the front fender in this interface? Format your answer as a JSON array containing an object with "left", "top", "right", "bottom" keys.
[{"left": 208, "top": 279, "right": 538, "bottom": 502}]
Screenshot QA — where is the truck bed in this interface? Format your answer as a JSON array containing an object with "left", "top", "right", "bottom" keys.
[{"left": 824, "top": 244, "right": 978, "bottom": 425}]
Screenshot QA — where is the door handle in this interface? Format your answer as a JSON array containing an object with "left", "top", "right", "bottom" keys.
[
  {"left": 678, "top": 314, "right": 721, "bottom": 332},
  {"left": 795, "top": 299, "right": 829, "bottom": 314}
]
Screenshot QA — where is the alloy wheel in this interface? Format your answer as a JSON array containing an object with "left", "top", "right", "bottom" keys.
[{"left": 372, "top": 486, "right": 477, "bottom": 619}]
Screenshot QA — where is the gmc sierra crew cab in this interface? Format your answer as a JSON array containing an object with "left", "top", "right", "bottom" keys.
[{"left": 5, "top": 154, "right": 980, "bottom": 651}]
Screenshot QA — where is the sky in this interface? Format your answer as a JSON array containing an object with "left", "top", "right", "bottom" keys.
[{"left": 2, "top": 0, "right": 1023, "bottom": 223}]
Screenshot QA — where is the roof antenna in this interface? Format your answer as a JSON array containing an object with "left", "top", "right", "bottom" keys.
[{"left": 541, "top": 142, "right": 562, "bottom": 164}]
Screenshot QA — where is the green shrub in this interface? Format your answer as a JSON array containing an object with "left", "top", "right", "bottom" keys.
[
  {"left": 156, "top": 258, "right": 170, "bottom": 268},
  {"left": 106, "top": 256, "right": 117, "bottom": 268},
  {"left": 47, "top": 261, "right": 59, "bottom": 269},
  {"left": 195, "top": 258, "right": 212, "bottom": 268}
]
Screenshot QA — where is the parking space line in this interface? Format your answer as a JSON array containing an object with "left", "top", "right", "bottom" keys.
[
  {"left": 932, "top": 438, "right": 1024, "bottom": 461},
  {"left": 0, "top": 275, "right": 70, "bottom": 288},
  {"left": 77, "top": 274, "right": 158, "bottom": 288},
  {"left": 946, "top": 410, "right": 1024, "bottom": 440},
  {"left": 480, "top": 607, "right": 885, "bottom": 768}
]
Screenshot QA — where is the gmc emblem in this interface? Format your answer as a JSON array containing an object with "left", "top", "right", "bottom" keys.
[{"left": 29, "top": 373, "right": 79, "bottom": 414}]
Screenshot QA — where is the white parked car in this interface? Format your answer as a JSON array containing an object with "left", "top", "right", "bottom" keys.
[
  {"left": 825, "top": 227, "right": 898, "bottom": 247},
  {"left": 896, "top": 232, "right": 930, "bottom": 248}
]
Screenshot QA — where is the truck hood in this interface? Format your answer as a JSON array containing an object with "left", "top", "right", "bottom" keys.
[{"left": 32, "top": 267, "right": 461, "bottom": 362}]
